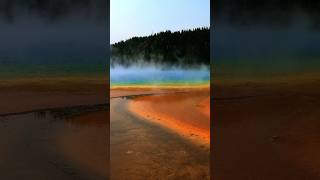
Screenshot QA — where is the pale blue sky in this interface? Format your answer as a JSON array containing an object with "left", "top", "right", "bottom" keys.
[{"left": 110, "top": 0, "right": 210, "bottom": 44}]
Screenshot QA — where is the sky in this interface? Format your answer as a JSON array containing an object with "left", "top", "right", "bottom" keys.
[{"left": 110, "top": 0, "right": 210, "bottom": 44}]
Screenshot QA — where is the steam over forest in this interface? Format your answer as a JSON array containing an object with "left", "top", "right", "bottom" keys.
[{"left": 111, "top": 27, "right": 210, "bottom": 67}]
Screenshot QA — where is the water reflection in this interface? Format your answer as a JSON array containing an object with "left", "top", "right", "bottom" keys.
[
  {"left": 34, "top": 111, "right": 47, "bottom": 119},
  {"left": 0, "top": 108, "right": 108, "bottom": 179}
]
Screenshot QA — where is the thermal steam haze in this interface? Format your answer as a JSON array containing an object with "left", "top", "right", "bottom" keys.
[
  {"left": 110, "top": 0, "right": 210, "bottom": 44},
  {"left": 111, "top": 65, "right": 209, "bottom": 86},
  {"left": 214, "top": 1, "right": 320, "bottom": 77},
  {"left": 110, "top": 0, "right": 210, "bottom": 86},
  {"left": 0, "top": 0, "right": 108, "bottom": 77}
]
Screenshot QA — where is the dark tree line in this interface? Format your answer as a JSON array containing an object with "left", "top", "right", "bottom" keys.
[
  {"left": 0, "top": 0, "right": 107, "bottom": 22},
  {"left": 214, "top": 0, "right": 320, "bottom": 28},
  {"left": 111, "top": 27, "right": 210, "bottom": 67}
]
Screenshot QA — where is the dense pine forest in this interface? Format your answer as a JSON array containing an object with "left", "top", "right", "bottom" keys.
[
  {"left": 0, "top": 0, "right": 106, "bottom": 21},
  {"left": 214, "top": 0, "right": 320, "bottom": 27},
  {"left": 111, "top": 27, "right": 210, "bottom": 67}
]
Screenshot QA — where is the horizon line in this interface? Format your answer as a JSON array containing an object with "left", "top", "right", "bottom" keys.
[{"left": 111, "top": 26, "right": 210, "bottom": 45}]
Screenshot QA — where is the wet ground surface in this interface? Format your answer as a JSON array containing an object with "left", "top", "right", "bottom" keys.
[
  {"left": 213, "top": 82, "right": 320, "bottom": 180},
  {"left": 0, "top": 106, "right": 108, "bottom": 180},
  {"left": 110, "top": 97, "right": 209, "bottom": 180}
]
